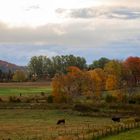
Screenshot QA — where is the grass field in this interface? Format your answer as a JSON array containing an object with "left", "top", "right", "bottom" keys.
[
  {"left": 101, "top": 128, "right": 140, "bottom": 140},
  {"left": 0, "top": 87, "right": 52, "bottom": 96},
  {"left": 0, "top": 82, "right": 139, "bottom": 139},
  {"left": 0, "top": 109, "right": 113, "bottom": 139},
  {"left": 0, "top": 82, "right": 52, "bottom": 96}
]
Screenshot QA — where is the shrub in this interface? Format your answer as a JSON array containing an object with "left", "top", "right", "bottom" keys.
[
  {"left": 132, "top": 95, "right": 140, "bottom": 104},
  {"left": 105, "top": 94, "right": 117, "bottom": 103},
  {"left": 0, "top": 97, "right": 3, "bottom": 102},
  {"left": 121, "top": 94, "right": 129, "bottom": 103},
  {"left": 47, "top": 95, "right": 54, "bottom": 103},
  {"left": 73, "top": 104, "right": 99, "bottom": 112},
  {"left": 40, "top": 92, "right": 45, "bottom": 96},
  {"left": 9, "top": 96, "right": 21, "bottom": 103},
  {"left": 24, "top": 97, "right": 32, "bottom": 103}
]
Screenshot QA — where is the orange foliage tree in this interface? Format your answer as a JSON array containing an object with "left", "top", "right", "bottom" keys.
[
  {"left": 52, "top": 66, "right": 90, "bottom": 102},
  {"left": 123, "top": 56, "right": 140, "bottom": 86},
  {"left": 88, "top": 68, "right": 106, "bottom": 97},
  {"left": 105, "top": 74, "right": 118, "bottom": 90}
]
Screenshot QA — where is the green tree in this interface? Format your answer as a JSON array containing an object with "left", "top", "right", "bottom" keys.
[
  {"left": 89, "top": 57, "right": 110, "bottom": 69},
  {"left": 28, "top": 55, "right": 87, "bottom": 79},
  {"left": 28, "top": 56, "right": 48, "bottom": 79}
]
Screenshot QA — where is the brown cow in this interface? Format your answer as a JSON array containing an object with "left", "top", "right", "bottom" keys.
[{"left": 57, "top": 119, "right": 65, "bottom": 125}]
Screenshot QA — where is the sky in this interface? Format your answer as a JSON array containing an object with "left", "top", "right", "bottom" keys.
[{"left": 0, "top": 0, "right": 140, "bottom": 65}]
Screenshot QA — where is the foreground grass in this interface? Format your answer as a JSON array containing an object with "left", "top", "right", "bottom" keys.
[
  {"left": 0, "top": 109, "right": 112, "bottom": 139},
  {"left": 101, "top": 128, "right": 140, "bottom": 140}
]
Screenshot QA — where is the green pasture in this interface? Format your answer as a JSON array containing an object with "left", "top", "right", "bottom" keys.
[
  {"left": 0, "top": 86, "right": 52, "bottom": 96},
  {"left": 101, "top": 128, "right": 140, "bottom": 140}
]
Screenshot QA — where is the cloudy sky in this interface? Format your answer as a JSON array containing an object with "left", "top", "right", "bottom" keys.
[{"left": 0, "top": 0, "right": 140, "bottom": 65}]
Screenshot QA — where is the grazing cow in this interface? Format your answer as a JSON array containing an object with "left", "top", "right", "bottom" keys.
[
  {"left": 129, "top": 100, "right": 136, "bottom": 104},
  {"left": 57, "top": 119, "right": 65, "bottom": 125},
  {"left": 112, "top": 117, "right": 120, "bottom": 122},
  {"left": 135, "top": 117, "right": 140, "bottom": 122}
]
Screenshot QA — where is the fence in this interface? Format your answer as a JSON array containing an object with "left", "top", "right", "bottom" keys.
[
  {"left": 48, "top": 121, "right": 140, "bottom": 140},
  {"left": 1, "top": 121, "right": 140, "bottom": 140}
]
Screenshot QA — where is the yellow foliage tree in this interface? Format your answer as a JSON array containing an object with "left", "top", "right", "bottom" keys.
[
  {"left": 104, "top": 60, "right": 123, "bottom": 88},
  {"left": 88, "top": 68, "right": 106, "bottom": 97},
  {"left": 105, "top": 74, "right": 118, "bottom": 90},
  {"left": 13, "top": 70, "right": 26, "bottom": 82}
]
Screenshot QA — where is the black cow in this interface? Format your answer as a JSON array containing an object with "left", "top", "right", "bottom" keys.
[
  {"left": 129, "top": 100, "right": 136, "bottom": 104},
  {"left": 57, "top": 119, "right": 65, "bottom": 125},
  {"left": 112, "top": 117, "right": 120, "bottom": 122},
  {"left": 135, "top": 117, "right": 140, "bottom": 122}
]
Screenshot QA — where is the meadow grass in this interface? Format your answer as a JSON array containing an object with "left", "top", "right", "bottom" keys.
[
  {"left": 0, "top": 109, "right": 112, "bottom": 139},
  {"left": 0, "top": 86, "right": 52, "bottom": 96},
  {"left": 0, "top": 82, "right": 52, "bottom": 95},
  {"left": 101, "top": 128, "right": 140, "bottom": 140}
]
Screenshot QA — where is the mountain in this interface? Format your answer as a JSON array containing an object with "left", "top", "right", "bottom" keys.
[{"left": 0, "top": 60, "right": 26, "bottom": 73}]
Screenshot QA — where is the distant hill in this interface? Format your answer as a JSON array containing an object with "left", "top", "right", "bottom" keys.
[{"left": 0, "top": 60, "right": 26, "bottom": 73}]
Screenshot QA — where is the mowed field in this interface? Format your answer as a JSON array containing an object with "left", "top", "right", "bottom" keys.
[{"left": 0, "top": 82, "right": 52, "bottom": 96}]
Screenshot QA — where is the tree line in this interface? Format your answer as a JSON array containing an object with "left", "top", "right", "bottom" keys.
[
  {"left": 28, "top": 55, "right": 87, "bottom": 80},
  {"left": 0, "top": 55, "right": 140, "bottom": 84},
  {"left": 52, "top": 56, "right": 140, "bottom": 103},
  {"left": 0, "top": 69, "right": 26, "bottom": 82}
]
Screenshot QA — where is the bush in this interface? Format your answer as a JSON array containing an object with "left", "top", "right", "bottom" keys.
[
  {"left": 73, "top": 103, "right": 99, "bottom": 112},
  {"left": 121, "top": 94, "right": 129, "bottom": 103},
  {"left": 105, "top": 94, "right": 117, "bottom": 103},
  {"left": 9, "top": 96, "right": 21, "bottom": 103},
  {"left": 0, "top": 97, "right": 3, "bottom": 102},
  {"left": 132, "top": 95, "right": 140, "bottom": 104},
  {"left": 47, "top": 95, "right": 54, "bottom": 103},
  {"left": 40, "top": 92, "right": 45, "bottom": 96}
]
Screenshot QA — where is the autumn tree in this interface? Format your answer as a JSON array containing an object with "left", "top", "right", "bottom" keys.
[
  {"left": 13, "top": 70, "right": 26, "bottom": 82},
  {"left": 88, "top": 68, "right": 106, "bottom": 96},
  {"left": 123, "top": 56, "right": 140, "bottom": 86},
  {"left": 52, "top": 74, "right": 65, "bottom": 103},
  {"left": 52, "top": 66, "right": 89, "bottom": 103},
  {"left": 104, "top": 60, "right": 123, "bottom": 89},
  {"left": 105, "top": 75, "right": 118, "bottom": 90}
]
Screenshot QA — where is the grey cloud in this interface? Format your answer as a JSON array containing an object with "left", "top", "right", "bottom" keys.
[
  {"left": 55, "top": 8, "right": 67, "bottom": 14},
  {"left": 25, "top": 5, "right": 40, "bottom": 11},
  {"left": 56, "top": 6, "right": 140, "bottom": 20},
  {"left": 0, "top": 23, "right": 65, "bottom": 45},
  {"left": 109, "top": 7, "right": 140, "bottom": 19},
  {"left": 0, "top": 16, "right": 139, "bottom": 48}
]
